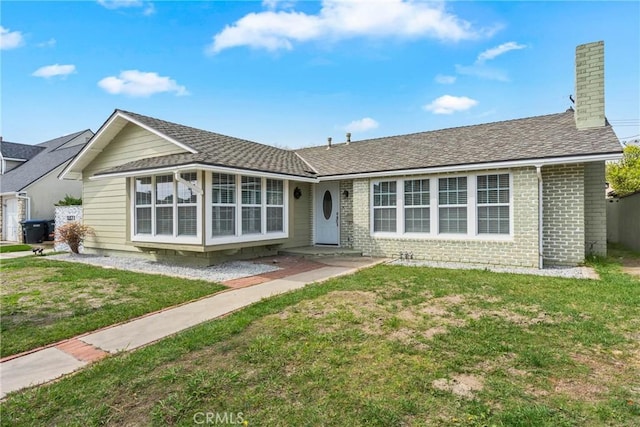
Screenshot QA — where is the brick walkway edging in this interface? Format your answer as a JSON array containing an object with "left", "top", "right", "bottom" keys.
[{"left": 0, "top": 256, "right": 325, "bottom": 364}]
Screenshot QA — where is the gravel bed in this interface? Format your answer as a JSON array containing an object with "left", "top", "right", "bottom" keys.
[
  {"left": 50, "top": 253, "right": 280, "bottom": 283},
  {"left": 389, "top": 259, "right": 598, "bottom": 279}
]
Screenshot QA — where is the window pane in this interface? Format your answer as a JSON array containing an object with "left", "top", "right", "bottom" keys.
[
  {"left": 404, "top": 179, "right": 429, "bottom": 206},
  {"left": 439, "top": 207, "right": 467, "bottom": 233},
  {"left": 405, "top": 207, "right": 430, "bottom": 233},
  {"left": 439, "top": 177, "right": 467, "bottom": 205},
  {"left": 135, "top": 207, "right": 151, "bottom": 234},
  {"left": 266, "top": 179, "right": 283, "bottom": 205},
  {"left": 242, "top": 207, "right": 261, "bottom": 234},
  {"left": 267, "top": 206, "right": 284, "bottom": 232},
  {"left": 478, "top": 206, "right": 510, "bottom": 234},
  {"left": 212, "top": 173, "right": 236, "bottom": 204},
  {"left": 177, "top": 206, "right": 197, "bottom": 236},
  {"left": 242, "top": 177, "right": 261, "bottom": 205},
  {"left": 373, "top": 207, "right": 397, "bottom": 232},
  {"left": 212, "top": 206, "right": 235, "bottom": 236},
  {"left": 177, "top": 172, "right": 197, "bottom": 204},
  {"left": 135, "top": 177, "right": 152, "bottom": 205},
  {"left": 156, "top": 206, "right": 173, "bottom": 235},
  {"left": 156, "top": 175, "right": 173, "bottom": 205},
  {"left": 373, "top": 181, "right": 396, "bottom": 206}
]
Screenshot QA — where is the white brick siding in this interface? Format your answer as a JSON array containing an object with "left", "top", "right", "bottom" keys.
[
  {"left": 348, "top": 168, "right": 540, "bottom": 267},
  {"left": 584, "top": 162, "right": 607, "bottom": 257}
]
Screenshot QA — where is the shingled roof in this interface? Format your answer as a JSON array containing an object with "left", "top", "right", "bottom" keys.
[
  {"left": 1, "top": 140, "right": 45, "bottom": 161},
  {"left": 295, "top": 109, "right": 622, "bottom": 177},
  {"left": 1, "top": 130, "right": 92, "bottom": 193},
  {"left": 94, "top": 110, "right": 317, "bottom": 179}
]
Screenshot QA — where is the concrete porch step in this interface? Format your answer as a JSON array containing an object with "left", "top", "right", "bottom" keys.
[{"left": 279, "top": 246, "right": 363, "bottom": 257}]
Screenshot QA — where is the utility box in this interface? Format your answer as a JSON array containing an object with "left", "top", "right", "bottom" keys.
[{"left": 21, "top": 220, "right": 50, "bottom": 244}]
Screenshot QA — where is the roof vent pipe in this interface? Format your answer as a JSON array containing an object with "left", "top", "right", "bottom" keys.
[
  {"left": 327, "top": 137, "right": 332, "bottom": 149},
  {"left": 346, "top": 133, "right": 351, "bottom": 144}
]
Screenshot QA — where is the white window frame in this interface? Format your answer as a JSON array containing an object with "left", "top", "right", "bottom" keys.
[
  {"left": 476, "top": 173, "right": 512, "bottom": 236},
  {"left": 205, "top": 172, "right": 289, "bottom": 245},
  {"left": 370, "top": 172, "right": 513, "bottom": 241},
  {"left": 438, "top": 176, "right": 468, "bottom": 236},
  {"left": 372, "top": 180, "right": 398, "bottom": 234},
  {"left": 404, "top": 178, "right": 431, "bottom": 234},
  {"left": 130, "top": 172, "right": 202, "bottom": 244}
]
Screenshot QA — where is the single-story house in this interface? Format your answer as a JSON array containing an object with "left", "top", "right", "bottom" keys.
[
  {"left": 60, "top": 41, "right": 623, "bottom": 268},
  {"left": 1, "top": 130, "right": 93, "bottom": 242}
]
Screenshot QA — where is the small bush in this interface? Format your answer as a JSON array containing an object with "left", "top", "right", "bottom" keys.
[
  {"left": 55, "top": 194, "right": 82, "bottom": 206},
  {"left": 55, "top": 222, "right": 94, "bottom": 254}
]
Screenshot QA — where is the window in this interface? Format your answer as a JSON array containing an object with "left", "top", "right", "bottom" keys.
[
  {"left": 404, "top": 179, "right": 430, "bottom": 233},
  {"left": 373, "top": 181, "right": 397, "bottom": 232},
  {"left": 177, "top": 172, "right": 198, "bottom": 236},
  {"left": 438, "top": 177, "right": 467, "bottom": 234},
  {"left": 212, "top": 173, "right": 236, "bottom": 236},
  {"left": 208, "top": 173, "right": 288, "bottom": 242},
  {"left": 155, "top": 175, "right": 174, "bottom": 235},
  {"left": 132, "top": 173, "right": 201, "bottom": 242},
  {"left": 266, "top": 179, "right": 284, "bottom": 232},
  {"left": 135, "top": 177, "right": 152, "bottom": 234},
  {"left": 242, "top": 176, "right": 262, "bottom": 235},
  {"left": 477, "top": 174, "right": 510, "bottom": 234}
]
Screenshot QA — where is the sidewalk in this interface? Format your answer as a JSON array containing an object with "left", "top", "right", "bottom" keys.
[{"left": 0, "top": 256, "right": 385, "bottom": 399}]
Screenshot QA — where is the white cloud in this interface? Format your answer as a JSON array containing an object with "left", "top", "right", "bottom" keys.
[
  {"left": 424, "top": 95, "right": 478, "bottom": 114},
  {"left": 32, "top": 64, "right": 76, "bottom": 78},
  {"left": 344, "top": 117, "right": 379, "bottom": 133},
  {"left": 0, "top": 26, "right": 25, "bottom": 50},
  {"left": 98, "top": 70, "right": 188, "bottom": 97},
  {"left": 476, "top": 41, "right": 526, "bottom": 64},
  {"left": 435, "top": 74, "right": 456, "bottom": 84},
  {"left": 454, "top": 41, "right": 526, "bottom": 82},
  {"left": 262, "top": 0, "right": 296, "bottom": 10},
  {"left": 37, "top": 38, "right": 57, "bottom": 48},
  {"left": 97, "top": 0, "right": 155, "bottom": 15},
  {"left": 208, "top": 0, "right": 491, "bottom": 54},
  {"left": 455, "top": 64, "right": 508, "bottom": 82}
]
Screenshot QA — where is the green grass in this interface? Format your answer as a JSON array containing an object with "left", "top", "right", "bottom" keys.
[
  {"left": 0, "top": 244, "right": 31, "bottom": 253},
  {"left": 2, "top": 252, "right": 639, "bottom": 426},
  {"left": 0, "top": 257, "right": 226, "bottom": 357}
]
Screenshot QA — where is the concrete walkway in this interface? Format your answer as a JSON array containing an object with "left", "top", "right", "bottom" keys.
[{"left": 0, "top": 256, "right": 385, "bottom": 399}]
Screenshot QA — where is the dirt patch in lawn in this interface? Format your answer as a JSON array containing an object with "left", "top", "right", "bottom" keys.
[{"left": 432, "top": 374, "right": 484, "bottom": 399}]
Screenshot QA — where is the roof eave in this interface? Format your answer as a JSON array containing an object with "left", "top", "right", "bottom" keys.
[
  {"left": 316, "top": 152, "right": 623, "bottom": 180},
  {"left": 90, "top": 162, "right": 319, "bottom": 183}
]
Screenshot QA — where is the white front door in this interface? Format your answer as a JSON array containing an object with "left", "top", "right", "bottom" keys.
[
  {"left": 315, "top": 182, "right": 340, "bottom": 245},
  {"left": 3, "top": 198, "right": 19, "bottom": 242}
]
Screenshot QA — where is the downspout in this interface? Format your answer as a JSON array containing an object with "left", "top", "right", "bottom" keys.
[
  {"left": 536, "top": 165, "right": 543, "bottom": 269},
  {"left": 173, "top": 171, "right": 203, "bottom": 195}
]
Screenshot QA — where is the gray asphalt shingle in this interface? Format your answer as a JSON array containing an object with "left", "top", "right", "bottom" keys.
[
  {"left": 1, "top": 130, "right": 92, "bottom": 193},
  {"left": 0, "top": 141, "right": 44, "bottom": 161},
  {"left": 295, "top": 110, "right": 623, "bottom": 176},
  {"left": 95, "top": 110, "right": 317, "bottom": 178}
]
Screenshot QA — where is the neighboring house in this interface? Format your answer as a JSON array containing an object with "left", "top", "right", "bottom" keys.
[
  {"left": 0, "top": 130, "right": 94, "bottom": 242},
  {"left": 60, "top": 41, "right": 623, "bottom": 267}
]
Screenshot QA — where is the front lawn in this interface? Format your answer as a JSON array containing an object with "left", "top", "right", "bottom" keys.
[
  {"left": 0, "top": 257, "right": 226, "bottom": 358},
  {"left": 0, "top": 244, "right": 31, "bottom": 254},
  {"left": 2, "top": 255, "right": 639, "bottom": 426}
]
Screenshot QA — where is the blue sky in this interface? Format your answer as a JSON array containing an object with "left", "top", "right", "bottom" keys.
[{"left": 2, "top": 0, "right": 639, "bottom": 148}]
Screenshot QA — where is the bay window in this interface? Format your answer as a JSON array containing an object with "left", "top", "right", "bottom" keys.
[
  {"left": 212, "top": 173, "right": 236, "bottom": 237},
  {"left": 207, "top": 172, "right": 288, "bottom": 243},
  {"left": 132, "top": 172, "right": 201, "bottom": 243}
]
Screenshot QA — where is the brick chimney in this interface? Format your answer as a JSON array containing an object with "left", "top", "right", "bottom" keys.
[{"left": 575, "top": 41, "right": 605, "bottom": 129}]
